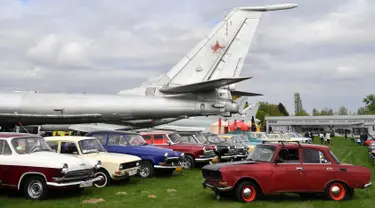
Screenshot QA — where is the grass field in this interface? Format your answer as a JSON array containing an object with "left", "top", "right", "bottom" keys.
[{"left": 1, "top": 137, "right": 375, "bottom": 208}]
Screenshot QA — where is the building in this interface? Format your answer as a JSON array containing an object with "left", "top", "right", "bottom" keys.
[{"left": 265, "top": 115, "right": 375, "bottom": 135}]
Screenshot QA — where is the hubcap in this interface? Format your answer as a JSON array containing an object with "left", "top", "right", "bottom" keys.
[
  {"left": 140, "top": 164, "right": 150, "bottom": 177},
  {"left": 27, "top": 180, "right": 43, "bottom": 199},
  {"left": 181, "top": 158, "right": 192, "bottom": 169},
  {"left": 331, "top": 185, "right": 341, "bottom": 196},
  {"left": 243, "top": 188, "right": 252, "bottom": 198},
  {"left": 94, "top": 173, "right": 107, "bottom": 187}
]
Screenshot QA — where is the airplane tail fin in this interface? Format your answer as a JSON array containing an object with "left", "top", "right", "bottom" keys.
[{"left": 118, "top": 4, "right": 297, "bottom": 95}]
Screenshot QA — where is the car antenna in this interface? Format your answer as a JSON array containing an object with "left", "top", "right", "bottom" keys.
[{"left": 17, "top": 122, "right": 30, "bottom": 134}]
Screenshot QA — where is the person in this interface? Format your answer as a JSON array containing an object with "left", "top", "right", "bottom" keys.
[
  {"left": 319, "top": 132, "right": 324, "bottom": 144},
  {"left": 350, "top": 131, "right": 354, "bottom": 142},
  {"left": 325, "top": 132, "right": 331, "bottom": 145},
  {"left": 304, "top": 132, "right": 309, "bottom": 138},
  {"left": 309, "top": 131, "right": 314, "bottom": 142}
]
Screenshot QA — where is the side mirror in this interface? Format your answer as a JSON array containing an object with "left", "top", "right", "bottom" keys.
[{"left": 274, "top": 158, "right": 283, "bottom": 164}]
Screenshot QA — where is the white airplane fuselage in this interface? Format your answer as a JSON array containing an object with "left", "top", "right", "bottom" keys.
[{"left": 0, "top": 91, "right": 235, "bottom": 126}]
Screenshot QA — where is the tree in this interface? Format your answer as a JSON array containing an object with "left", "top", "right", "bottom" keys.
[
  {"left": 363, "top": 94, "right": 375, "bottom": 114},
  {"left": 312, "top": 108, "right": 320, "bottom": 116},
  {"left": 278, "top": 103, "right": 289, "bottom": 116},
  {"left": 294, "top": 93, "right": 309, "bottom": 116},
  {"left": 337, "top": 106, "right": 349, "bottom": 115},
  {"left": 357, "top": 107, "right": 367, "bottom": 115},
  {"left": 320, "top": 108, "right": 334, "bottom": 116}
]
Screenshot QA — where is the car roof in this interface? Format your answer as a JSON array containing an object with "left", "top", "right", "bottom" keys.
[
  {"left": 0, "top": 132, "right": 40, "bottom": 139},
  {"left": 86, "top": 130, "right": 139, "bottom": 135},
  {"left": 261, "top": 143, "right": 330, "bottom": 150},
  {"left": 44, "top": 136, "right": 97, "bottom": 142},
  {"left": 139, "top": 130, "right": 176, "bottom": 135}
]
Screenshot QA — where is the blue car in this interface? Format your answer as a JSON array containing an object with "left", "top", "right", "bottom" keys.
[{"left": 86, "top": 130, "right": 184, "bottom": 178}]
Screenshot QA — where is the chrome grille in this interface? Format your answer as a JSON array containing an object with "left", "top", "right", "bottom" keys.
[
  {"left": 120, "top": 161, "right": 140, "bottom": 170},
  {"left": 64, "top": 169, "right": 93, "bottom": 181}
]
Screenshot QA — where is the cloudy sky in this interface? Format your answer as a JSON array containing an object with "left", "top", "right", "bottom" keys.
[{"left": 0, "top": 0, "right": 374, "bottom": 114}]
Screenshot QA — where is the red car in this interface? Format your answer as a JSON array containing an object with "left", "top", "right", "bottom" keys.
[
  {"left": 202, "top": 141, "right": 372, "bottom": 203},
  {"left": 139, "top": 130, "right": 217, "bottom": 169}
]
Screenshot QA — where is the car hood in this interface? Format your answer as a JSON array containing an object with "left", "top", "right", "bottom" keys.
[
  {"left": 18, "top": 151, "right": 98, "bottom": 171},
  {"left": 80, "top": 152, "right": 141, "bottom": 164},
  {"left": 203, "top": 160, "right": 256, "bottom": 171},
  {"left": 132, "top": 145, "right": 182, "bottom": 157}
]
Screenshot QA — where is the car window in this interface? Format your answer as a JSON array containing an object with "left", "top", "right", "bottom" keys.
[
  {"left": 180, "top": 135, "right": 197, "bottom": 143},
  {"left": 90, "top": 134, "right": 107, "bottom": 146},
  {"left": 46, "top": 141, "right": 59, "bottom": 151},
  {"left": 153, "top": 135, "right": 167, "bottom": 144},
  {"left": 0, "top": 140, "right": 12, "bottom": 155},
  {"left": 108, "top": 134, "right": 127, "bottom": 146},
  {"left": 276, "top": 148, "right": 300, "bottom": 163},
  {"left": 60, "top": 142, "right": 79, "bottom": 154},
  {"left": 302, "top": 148, "right": 330, "bottom": 164}
]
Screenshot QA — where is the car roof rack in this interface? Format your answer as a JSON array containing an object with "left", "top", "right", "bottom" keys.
[{"left": 262, "top": 140, "right": 302, "bottom": 147}]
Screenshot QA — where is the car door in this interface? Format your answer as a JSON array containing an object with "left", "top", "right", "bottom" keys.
[
  {"left": 0, "top": 140, "right": 13, "bottom": 186},
  {"left": 301, "top": 148, "right": 334, "bottom": 192},
  {"left": 271, "top": 147, "right": 306, "bottom": 192}
]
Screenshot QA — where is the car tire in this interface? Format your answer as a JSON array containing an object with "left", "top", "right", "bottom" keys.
[
  {"left": 325, "top": 182, "right": 349, "bottom": 201},
  {"left": 235, "top": 181, "right": 258, "bottom": 203},
  {"left": 23, "top": 175, "right": 48, "bottom": 200},
  {"left": 138, "top": 161, "right": 155, "bottom": 178},
  {"left": 181, "top": 155, "right": 195, "bottom": 169},
  {"left": 94, "top": 169, "right": 111, "bottom": 188}
]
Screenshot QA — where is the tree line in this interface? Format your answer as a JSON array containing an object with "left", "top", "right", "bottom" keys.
[{"left": 255, "top": 93, "right": 375, "bottom": 127}]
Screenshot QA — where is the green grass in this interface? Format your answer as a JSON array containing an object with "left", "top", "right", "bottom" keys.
[{"left": 1, "top": 137, "right": 375, "bottom": 208}]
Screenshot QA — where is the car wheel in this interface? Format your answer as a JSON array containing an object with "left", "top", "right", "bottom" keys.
[
  {"left": 94, "top": 169, "right": 110, "bottom": 188},
  {"left": 181, "top": 155, "right": 195, "bottom": 169},
  {"left": 138, "top": 161, "right": 155, "bottom": 178},
  {"left": 325, "top": 182, "right": 349, "bottom": 201},
  {"left": 23, "top": 175, "right": 48, "bottom": 200},
  {"left": 235, "top": 181, "right": 258, "bottom": 203}
]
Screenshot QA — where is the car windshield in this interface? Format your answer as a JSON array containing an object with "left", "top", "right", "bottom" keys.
[
  {"left": 169, "top": 133, "right": 183, "bottom": 143},
  {"left": 330, "top": 150, "right": 341, "bottom": 164},
  {"left": 194, "top": 134, "right": 207, "bottom": 143},
  {"left": 126, "top": 134, "right": 148, "bottom": 146},
  {"left": 204, "top": 134, "right": 222, "bottom": 143},
  {"left": 246, "top": 145, "right": 276, "bottom": 162},
  {"left": 78, "top": 139, "right": 106, "bottom": 154},
  {"left": 219, "top": 137, "right": 234, "bottom": 144},
  {"left": 11, "top": 137, "right": 53, "bottom": 154}
]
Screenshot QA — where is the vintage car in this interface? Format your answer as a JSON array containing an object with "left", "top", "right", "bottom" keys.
[
  {"left": 176, "top": 131, "right": 236, "bottom": 162},
  {"left": 0, "top": 133, "right": 103, "bottom": 200},
  {"left": 284, "top": 132, "right": 312, "bottom": 143},
  {"left": 201, "top": 141, "right": 372, "bottom": 203},
  {"left": 85, "top": 130, "right": 184, "bottom": 178},
  {"left": 218, "top": 134, "right": 252, "bottom": 160},
  {"left": 44, "top": 136, "right": 142, "bottom": 187},
  {"left": 139, "top": 130, "right": 217, "bottom": 169}
]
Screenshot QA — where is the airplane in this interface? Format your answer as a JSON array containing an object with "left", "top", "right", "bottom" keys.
[
  {"left": 0, "top": 3, "right": 298, "bottom": 131},
  {"left": 152, "top": 97, "right": 261, "bottom": 132}
]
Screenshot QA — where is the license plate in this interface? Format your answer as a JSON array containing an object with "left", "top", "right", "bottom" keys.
[
  {"left": 79, "top": 180, "right": 92, "bottom": 188},
  {"left": 175, "top": 166, "right": 182, "bottom": 172},
  {"left": 128, "top": 169, "right": 138, "bottom": 176},
  {"left": 211, "top": 158, "right": 217, "bottom": 163}
]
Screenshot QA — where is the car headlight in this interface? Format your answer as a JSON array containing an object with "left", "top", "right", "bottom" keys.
[
  {"left": 136, "top": 161, "right": 140, "bottom": 166},
  {"left": 203, "top": 146, "right": 206, "bottom": 151},
  {"left": 164, "top": 152, "right": 169, "bottom": 157},
  {"left": 119, "top": 164, "right": 124, "bottom": 170},
  {"left": 180, "top": 153, "right": 184, "bottom": 157},
  {"left": 214, "top": 146, "right": 217, "bottom": 150},
  {"left": 61, "top": 163, "right": 68, "bottom": 174},
  {"left": 95, "top": 160, "right": 101, "bottom": 169}
]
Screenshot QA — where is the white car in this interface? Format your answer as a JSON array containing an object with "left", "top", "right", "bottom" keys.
[{"left": 0, "top": 133, "right": 103, "bottom": 200}]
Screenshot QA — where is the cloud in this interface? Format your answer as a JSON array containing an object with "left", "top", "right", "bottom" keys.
[{"left": 0, "top": 0, "right": 373, "bottom": 115}]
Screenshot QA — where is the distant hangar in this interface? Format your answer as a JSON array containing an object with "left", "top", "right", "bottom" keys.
[{"left": 265, "top": 115, "right": 375, "bottom": 135}]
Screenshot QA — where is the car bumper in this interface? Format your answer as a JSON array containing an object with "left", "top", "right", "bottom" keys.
[
  {"left": 112, "top": 167, "right": 140, "bottom": 179},
  {"left": 220, "top": 155, "right": 235, "bottom": 160},
  {"left": 363, "top": 182, "right": 372, "bottom": 189},
  {"left": 196, "top": 156, "right": 218, "bottom": 163},
  {"left": 47, "top": 176, "right": 103, "bottom": 188},
  {"left": 202, "top": 180, "right": 232, "bottom": 192}
]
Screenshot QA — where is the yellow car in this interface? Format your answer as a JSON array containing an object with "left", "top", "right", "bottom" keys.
[{"left": 45, "top": 136, "right": 142, "bottom": 188}]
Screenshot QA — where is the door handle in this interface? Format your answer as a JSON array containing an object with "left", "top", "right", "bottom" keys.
[
  {"left": 327, "top": 167, "right": 332, "bottom": 171},
  {"left": 296, "top": 167, "right": 303, "bottom": 170}
]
